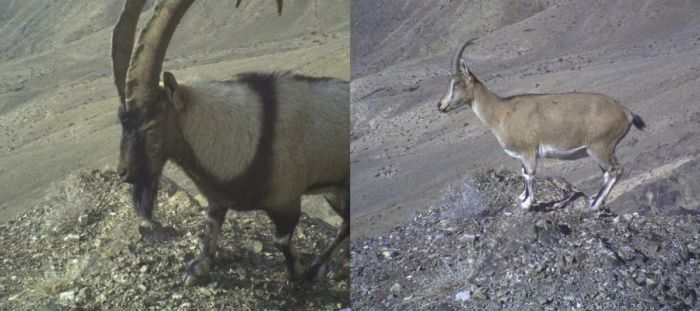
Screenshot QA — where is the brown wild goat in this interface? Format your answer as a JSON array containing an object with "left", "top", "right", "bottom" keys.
[
  {"left": 438, "top": 38, "right": 645, "bottom": 211},
  {"left": 112, "top": 0, "right": 349, "bottom": 286}
]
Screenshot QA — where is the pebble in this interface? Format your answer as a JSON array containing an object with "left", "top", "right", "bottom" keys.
[
  {"left": 78, "top": 214, "right": 89, "bottom": 226},
  {"left": 455, "top": 290, "right": 471, "bottom": 302},
  {"left": 390, "top": 282, "right": 401, "bottom": 294},
  {"left": 58, "top": 290, "right": 76, "bottom": 302},
  {"left": 382, "top": 249, "right": 399, "bottom": 259},
  {"left": 63, "top": 234, "right": 80, "bottom": 242},
  {"left": 458, "top": 233, "right": 478, "bottom": 242},
  {"left": 252, "top": 240, "right": 264, "bottom": 253}
]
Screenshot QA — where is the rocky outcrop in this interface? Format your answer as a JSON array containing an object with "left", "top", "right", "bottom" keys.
[
  {"left": 352, "top": 169, "right": 700, "bottom": 310},
  {"left": 0, "top": 170, "right": 348, "bottom": 310}
]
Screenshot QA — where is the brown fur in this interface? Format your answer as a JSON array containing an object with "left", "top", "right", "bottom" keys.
[
  {"left": 112, "top": 0, "right": 347, "bottom": 286},
  {"left": 438, "top": 38, "right": 645, "bottom": 210}
]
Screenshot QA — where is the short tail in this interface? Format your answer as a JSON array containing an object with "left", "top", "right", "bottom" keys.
[{"left": 631, "top": 113, "right": 646, "bottom": 131}]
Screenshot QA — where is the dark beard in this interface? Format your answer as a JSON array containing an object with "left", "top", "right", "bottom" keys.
[{"left": 131, "top": 173, "right": 159, "bottom": 220}]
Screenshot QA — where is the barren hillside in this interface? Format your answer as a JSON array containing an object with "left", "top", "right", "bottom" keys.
[{"left": 351, "top": 0, "right": 700, "bottom": 237}]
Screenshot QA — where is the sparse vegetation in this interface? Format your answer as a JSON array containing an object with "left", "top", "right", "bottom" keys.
[
  {"left": 43, "top": 171, "right": 116, "bottom": 233},
  {"left": 34, "top": 258, "right": 85, "bottom": 297}
]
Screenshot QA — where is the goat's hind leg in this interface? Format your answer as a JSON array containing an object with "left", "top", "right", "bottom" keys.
[
  {"left": 267, "top": 204, "right": 306, "bottom": 283},
  {"left": 184, "top": 202, "right": 228, "bottom": 286},
  {"left": 588, "top": 150, "right": 623, "bottom": 210},
  {"left": 306, "top": 188, "right": 350, "bottom": 281}
]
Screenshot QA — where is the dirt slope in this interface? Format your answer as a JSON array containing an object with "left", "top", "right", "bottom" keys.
[
  {"left": 351, "top": 0, "right": 700, "bottom": 238},
  {"left": 0, "top": 0, "right": 350, "bottom": 221}
]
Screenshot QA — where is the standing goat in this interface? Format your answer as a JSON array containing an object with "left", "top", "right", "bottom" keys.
[
  {"left": 112, "top": 0, "right": 349, "bottom": 286},
  {"left": 437, "top": 38, "right": 645, "bottom": 210}
]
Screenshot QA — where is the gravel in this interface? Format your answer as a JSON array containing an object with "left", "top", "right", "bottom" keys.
[{"left": 0, "top": 169, "right": 349, "bottom": 310}]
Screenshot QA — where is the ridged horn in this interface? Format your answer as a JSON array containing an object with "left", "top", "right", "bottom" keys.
[
  {"left": 124, "top": 0, "right": 195, "bottom": 109},
  {"left": 111, "top": 0, "right": 148, "bottom": 106},
  {"left": 452, "top": 37, "right": 476, "bottom": 73}
]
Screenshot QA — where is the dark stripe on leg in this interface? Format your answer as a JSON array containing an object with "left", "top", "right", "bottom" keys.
[{"left": 267, "top": 207, "right": 304, "bottom": 281}]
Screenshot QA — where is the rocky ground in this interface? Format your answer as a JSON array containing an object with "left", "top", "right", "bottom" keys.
[
  {"left": 352, "top": 169, "right": 700, "bottom": 310},
  {"left": 0, "top": 170, "right": 349, "bottom": 310},
  {"left": 350, "top": 2, "right": 700, "bottom": 308}
]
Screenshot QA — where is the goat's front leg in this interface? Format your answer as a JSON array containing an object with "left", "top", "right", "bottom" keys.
[
  {"left": 184, "top": 202, "right": 228, "bottom": 286},
  {"left": 518, "top": 153, "right": 538, "bottom": 209}
]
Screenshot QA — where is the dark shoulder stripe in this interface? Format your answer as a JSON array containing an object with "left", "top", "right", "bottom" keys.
[
  {"left": 289, "top": 73, "right": 341, "bottom": 83},
  {"left": 170, "top": 72, "right": 280, "bottom": 207},
  {"left": 233, "top": 72, "right": 279, "bottom": 203}
]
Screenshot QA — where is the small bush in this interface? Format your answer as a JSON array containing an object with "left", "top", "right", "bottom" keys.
[
  {"left": 34, "top": 258, "right": 84, "bottom": 296},
  {"left": 43, "top": 171, "right": 117, "bottom": 233}
]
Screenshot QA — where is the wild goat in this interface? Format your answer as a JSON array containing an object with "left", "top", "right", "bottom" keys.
[
  {"left": 111, "top": 0, "right": 349, "bottom": 286},
  {"left": 437, "top": 38, "right": 645, "bottom": 211}
]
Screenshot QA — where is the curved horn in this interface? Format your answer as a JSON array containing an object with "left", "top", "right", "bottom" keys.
[
  {"left": 236, "top": 0, "right": 284, "bottom": 15},
  {"left": 452, "top": 37, "right": 476, "bottom": 73},
  {"left": 125, "top": 0, "right": 194, "bottom": 109},
  {"left": 112, "top": 0, "right": 148, "bottom": 106}
]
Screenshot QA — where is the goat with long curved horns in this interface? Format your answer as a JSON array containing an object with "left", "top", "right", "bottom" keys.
[
  {"left": 112, "top": 0, "right": 349, "bottom": 286},
  {"left": 438, "top": 38, "right": 645, "bottom": 211}
]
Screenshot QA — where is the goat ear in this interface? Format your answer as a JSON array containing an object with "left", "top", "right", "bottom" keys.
[{"left": 163, "top": 71, "right": 186, "bottom": 111}]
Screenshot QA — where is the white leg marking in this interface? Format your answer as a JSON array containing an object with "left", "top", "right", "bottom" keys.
[
  {"left": 274, "top": 233, "right": 291, "bottom": 246},
  {"left": 518, "top": 189, "right": 528, "bottom": 202},
  {"left": 521, "top": 195, "right": 533, "bottom": 209},
  {"left": 591, "top": 175, "right": 618, "bottom": 210},
  {"left": 520, "top": 169, "right": 535, "bottom": 209}
]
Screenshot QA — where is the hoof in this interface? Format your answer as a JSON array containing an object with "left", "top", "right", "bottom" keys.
[
  {"left": 589, "top": 199, "right": 604, "bottom": 211},
  {"left": 328, "top": 260, "right": 350, "bottom": 281},
  {"left": 304, "top": 261, "right": 328, "bottom": 282},
  {"left": 519, "top": 197, "right": 533, "bottom": 209},
  {"left": 183, "top": 258, "right": 212, "bottom": 286},
  {"left": 183, "top": 273, "right": 209, "bottom": 286},
  {"left": 517, "top": 191, "right": 528, "bottom": 202}
]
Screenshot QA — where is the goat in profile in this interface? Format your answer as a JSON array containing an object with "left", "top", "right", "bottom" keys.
[
  {"left": 111, "top": 0, "right": 349, "bottom": 286},
  {"left": 438, "top": 38, "right": 645, "bottom": 210}
]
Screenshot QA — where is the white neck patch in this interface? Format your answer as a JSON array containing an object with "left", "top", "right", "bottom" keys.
[{"left": 472, "top": 100, "right": 488, "bottom": 123}]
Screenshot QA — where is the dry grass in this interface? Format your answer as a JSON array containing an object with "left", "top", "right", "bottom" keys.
[
  {"left": 33, "top": 258, "right": 85, "bottom": 297},
  {"left": 42, "top": 171, "right": 117, "bottom": 233}
]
